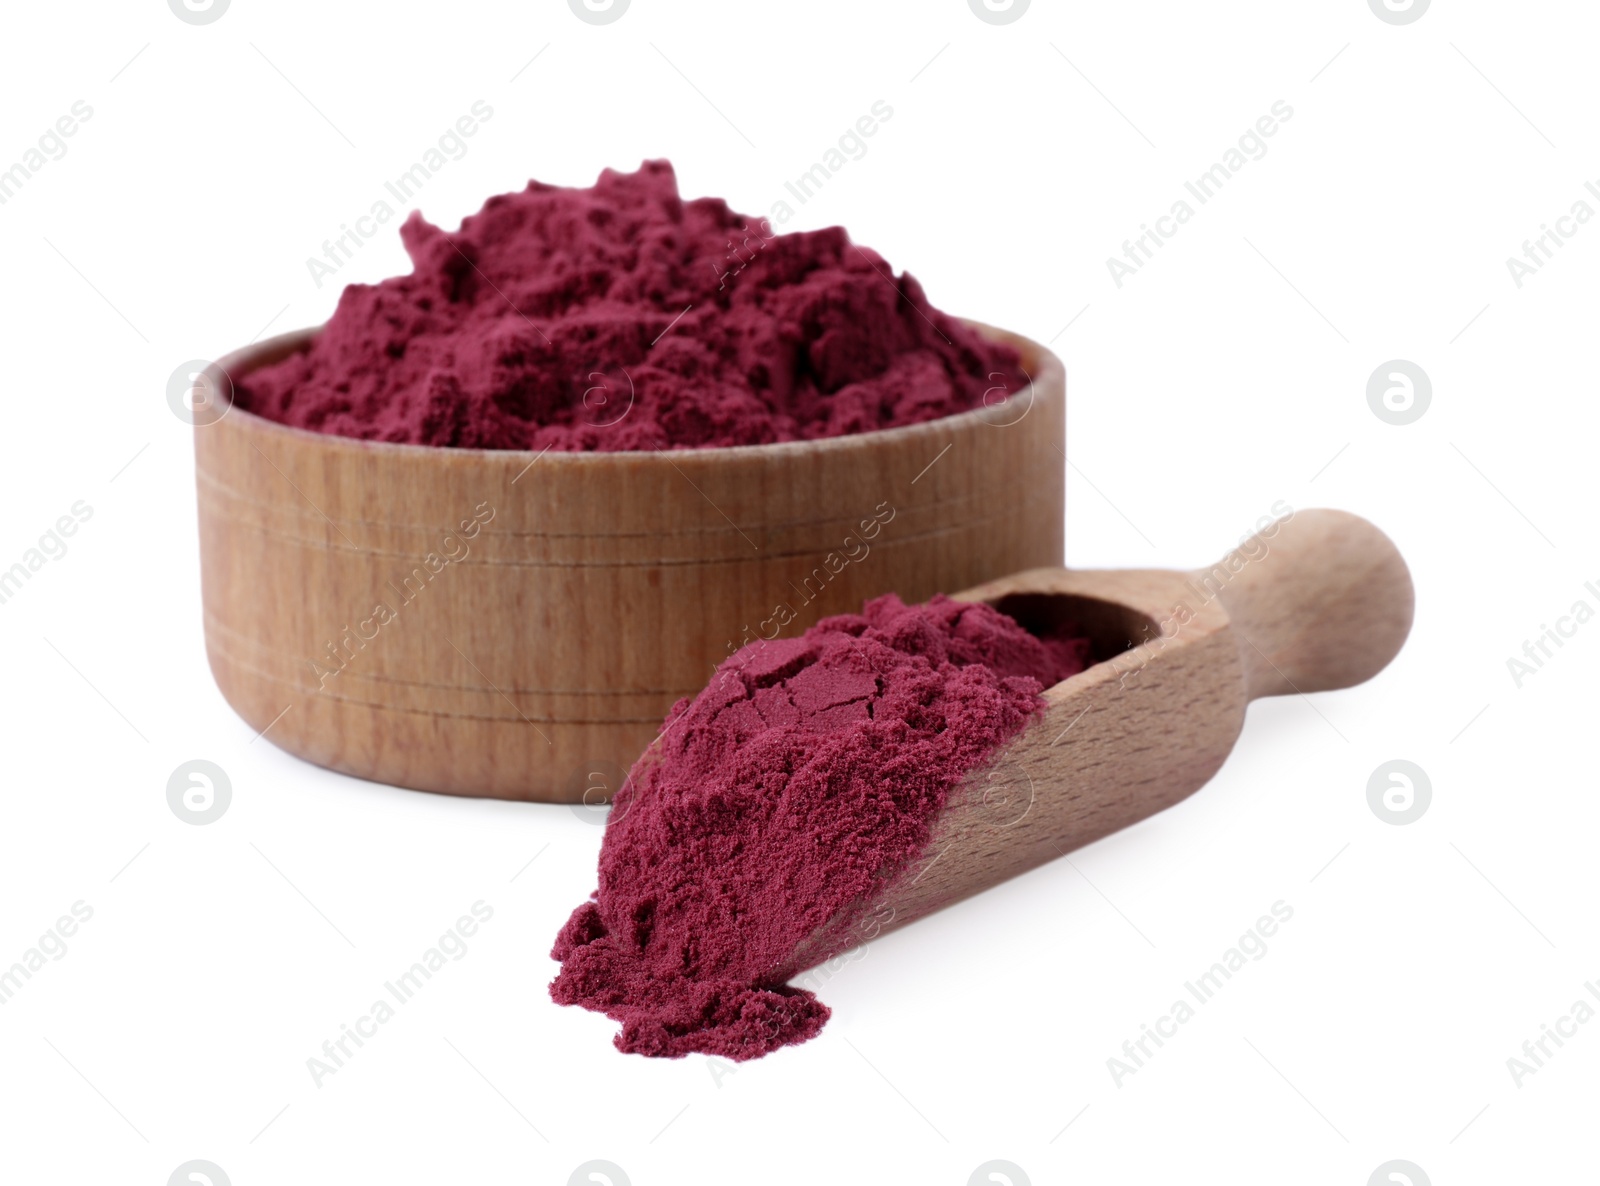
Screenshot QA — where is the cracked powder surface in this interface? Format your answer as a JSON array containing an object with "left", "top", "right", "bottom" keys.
[{"left": 550, "top": 593, "right": 1091, "bottom": 1059}]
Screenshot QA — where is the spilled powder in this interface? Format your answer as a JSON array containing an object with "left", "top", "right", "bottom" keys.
[
  {"left": 236, "top": 161, "right": 1027, "bottom": 450},
  {"left": 550, "top": 594, "right": 1092, "bottom": 1060}
]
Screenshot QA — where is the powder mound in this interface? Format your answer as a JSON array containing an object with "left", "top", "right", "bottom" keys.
[
  {"left": 236, "top": 160, "right": 1028, "bottom": 451},
  {"left": 549, "top": 594, "right": 1093, "bottom": 1060}
]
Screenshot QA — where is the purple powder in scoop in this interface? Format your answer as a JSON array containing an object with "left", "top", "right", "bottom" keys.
[{"left": 550, "top": 593, "right": 1092, "bottom": 1059}]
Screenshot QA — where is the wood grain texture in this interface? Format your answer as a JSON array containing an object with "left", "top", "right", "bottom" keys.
[
  {"left": 784, "top": 508, "right": 1413, "bottom": 976},
  {"left": 193, "top": 323, "right": 1065, "bottom": 801}
]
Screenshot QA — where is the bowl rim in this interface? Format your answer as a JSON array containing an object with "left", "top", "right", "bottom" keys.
[{"left": 200, "top": 320, "right": 1061, "bottom": 465}]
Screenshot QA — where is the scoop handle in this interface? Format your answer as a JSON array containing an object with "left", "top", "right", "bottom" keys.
[{"left": 1201, "top": 508, "right": 1413, "bottom": 700}]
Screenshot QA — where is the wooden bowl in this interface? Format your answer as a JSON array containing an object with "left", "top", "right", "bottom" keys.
[{"left": 193, "top": 323, "right": 1065, "bottom": 801}]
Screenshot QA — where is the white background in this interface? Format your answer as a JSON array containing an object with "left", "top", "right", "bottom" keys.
[{"left": 0, "top": 1, "right": 1592, "bottom": 1183}]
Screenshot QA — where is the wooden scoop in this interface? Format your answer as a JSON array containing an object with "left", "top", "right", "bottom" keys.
[{"left": 785, "top": 508, "right": 1413, "bottom": 973}]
